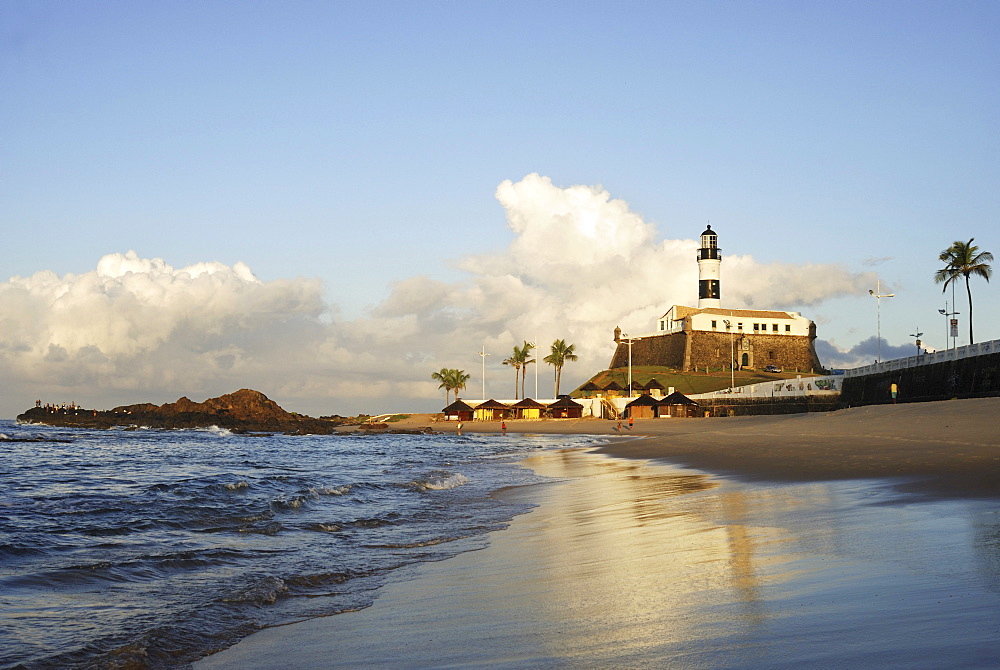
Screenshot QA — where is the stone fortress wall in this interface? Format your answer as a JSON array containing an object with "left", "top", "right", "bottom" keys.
[{"left": 610, "top": 325, "right": 822, "bottom": 373}]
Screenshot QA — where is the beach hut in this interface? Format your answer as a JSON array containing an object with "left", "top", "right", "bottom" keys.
[
  {"left": 627, "top": 380, "right": 646, "bottom": 396},
  {"left": 512, "top": 398, "right": 546, "bottom": 420},
  {"left": 547, "top": 396, "right": 584, "bottom": 419},
  {"left": 602, "top": 381, "right": 623, "bottom": 398},
  {"left": 474, "top": 399, "right": 510, "bottom": 421},
  {"left": 643, "top": 378, "right": 666, "bottom": 398},
  {"left": 442, "top": 399, "right": 474, "bottom": 422},
  {"left": 624, "top": 393, "right": 659, "bottom": 419},
  {"left": 658, "top": 391, "right": 699, "bottom": 418},
  {"left": 578, "top": 381, "right": 602, "bottom": 398}
]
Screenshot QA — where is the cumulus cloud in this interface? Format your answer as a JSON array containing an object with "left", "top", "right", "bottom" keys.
[
  {"left": 1, "top": 251, "right": 328, "bottom": 404},
  {"left": 1, "top": 174, "right": 875, "bottom": 417}
]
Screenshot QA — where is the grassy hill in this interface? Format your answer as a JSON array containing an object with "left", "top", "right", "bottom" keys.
[{"left": 573, "top": 366, "right": 820, "bottom": 397}]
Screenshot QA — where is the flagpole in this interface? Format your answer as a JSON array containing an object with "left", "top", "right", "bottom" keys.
[
  {"left": 534, "top": 336, "right": 539, "bottom": 399},
  {"left": 478, "top": 344, "right": 490, "bottom": 401}
]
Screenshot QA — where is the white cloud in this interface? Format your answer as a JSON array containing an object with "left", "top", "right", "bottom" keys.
[{"left": 1, "top": 175, "right": 875, "bottom": 418}]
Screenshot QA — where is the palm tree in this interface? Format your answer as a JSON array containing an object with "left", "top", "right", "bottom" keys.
[
  {"left": 431, "top": 368, "right": 471, "bottom": 405},
  {"left": 431, "top": 368, "right": 453, "bottom": 405},
  {"left": 544, "top": 339, "right": 578, "bottom": 398},
  {"left": 501, "top": 342, "right": 535, "bottom": 399},
  {"left": 502, "top": 347, "right": 523, "bottom": 399},
  {"left": 934, "top": 238, "right": 993, "bottom": 345},
  {"left": 519, "top": 341, "right": 535, "bottom": 399},
  {"left": 450, "top": 369, "right": 471, "bottom": 400},
  {"left": 501, "top": 355, "right": 519, "bottom": 399}
]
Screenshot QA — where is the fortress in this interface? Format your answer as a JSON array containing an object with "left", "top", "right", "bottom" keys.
[{"left": 609, "top": 226, "right": 823, "bottom": 372}]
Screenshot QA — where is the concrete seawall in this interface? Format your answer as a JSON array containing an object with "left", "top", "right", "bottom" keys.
[{"left": 840, "top": 351, "right": 1000, "bottom": 406}]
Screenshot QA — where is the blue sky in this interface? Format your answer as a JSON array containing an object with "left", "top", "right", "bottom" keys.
[{"left": 2, "top": 1, "right": 998, "bottom": 418}]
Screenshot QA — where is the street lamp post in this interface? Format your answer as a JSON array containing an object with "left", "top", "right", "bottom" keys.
[
  {"left": 938, "top": 302, "right": 960, "bottom": 357},
  {"left": 909, "top": 328, "right": 923, "bottom": 356},
  {"left": 869, "top": 280, "right": 895, "bottom": 363},
  {"left": 533, "top": 336, "right": 538, "bottom": 400},
  {"left": 620, "top": 333, "right": 639, "bottom": 397},
  {"left": 723, "top": 318, "right": 735, "bottom": 391},
  {"left": 478, "top": 344, "right": 490, "bottom": 401}
]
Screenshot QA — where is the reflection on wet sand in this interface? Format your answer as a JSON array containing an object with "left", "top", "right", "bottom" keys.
[
  {"left": 519, "top": 448, "right": 779, "bottom": 662},
  {"left": 511, "top": 448, "right": 1000, "bottom": 666},
  {"left": 198, "top": 447, "right": 1000, "bottom": 669}
]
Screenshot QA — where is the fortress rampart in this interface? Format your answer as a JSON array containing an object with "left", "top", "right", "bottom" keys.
[{"left": 610, "top": 327, "right": 822, "bottom": 373}]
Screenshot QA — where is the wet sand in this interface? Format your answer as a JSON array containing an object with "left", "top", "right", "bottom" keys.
[
  {"left": 401, "top": 397, "right": 1000, "bottom": 498},
  {"left": 198, "top": 399, "right": 1000, "bottom": 668}
]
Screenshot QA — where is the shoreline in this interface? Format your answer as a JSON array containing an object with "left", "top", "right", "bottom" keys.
[
  {"left": 385, "top": 397, "right": 1000, "bottom": 499},
  {"left": 197, "top": 431, "right": 1000, "bottom": 668}
]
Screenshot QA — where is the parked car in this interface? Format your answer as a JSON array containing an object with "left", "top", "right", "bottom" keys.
[{"left": 763, "top": 364, "right": 782, "bottom": 373}]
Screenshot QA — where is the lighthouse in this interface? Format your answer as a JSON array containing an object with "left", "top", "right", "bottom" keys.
[{"left": 697, "top": 225, "right": 721, "bottom": 308}]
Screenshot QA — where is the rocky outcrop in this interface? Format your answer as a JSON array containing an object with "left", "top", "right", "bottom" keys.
[{"left": 17, "top": 389, "right": 344, "bottom": 434}]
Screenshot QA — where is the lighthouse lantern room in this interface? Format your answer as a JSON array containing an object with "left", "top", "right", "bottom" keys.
[{"left": 697, "top": 225, "right": 722, "bottom": 308}]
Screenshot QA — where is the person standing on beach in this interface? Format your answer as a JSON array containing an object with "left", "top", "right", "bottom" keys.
[
  {"left": 457, "top": 422, "right": 463, "bottom": 436},
  {"left": 628, "top": 415, "right": 634, "bottom": 430},
  {"left": 891, "top": 383, "right": 898, "bottom": 403},
  {"left": 501, "top": 420, "right": 507, "bottom": 436}
]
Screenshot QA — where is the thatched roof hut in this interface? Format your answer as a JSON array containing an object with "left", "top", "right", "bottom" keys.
[
  {"left": 643, "top": 378, "right": 666, "bottom": 396},
  {"left": 659, "top": 391, "right": 699, "bottom": 418},
  {"left": 474, "top": 399, "right": 510, "bottom": 421},
  {"left": 512, "top": 398, "right": 546, "bottom": 420},
  {"left": 628, "top": 380, "right": 646, "bottom": 395},
  {"left": 602, "top": 381, "right": 624, "bottom": 397},
  {"left": 624, "top": 393, "right": 659, "bottom": 419},
  {"left": 547, "top": 396, "right": 584, "bottom": 419},
  {"left": 578, "top": 381, "right": 602, "bottom": 398},
  {"left": 442, "top": 399, "right": 474, "bottom": 422}
]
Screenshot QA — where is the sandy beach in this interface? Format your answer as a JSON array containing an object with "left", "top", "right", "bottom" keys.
[
  {"left": 390, "top": 397, "right": 1000, "bottom": 498},
  {"left": 198, "top": 399, "right": 1000, "bottom": 668}
]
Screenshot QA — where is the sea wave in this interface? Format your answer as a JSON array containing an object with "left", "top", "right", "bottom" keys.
[
  {"left": 222, "top": 576, "right": 288, "bottom": 606},
  {"left": 370, "top": 535, "right": 466, "bottom": 549},
  {"left": 0, "top": 420, "right": 559, "bottom": 668},
  {"left": 239, "top": 521, "right": 283, "bottom": 535},
  {"left": 411, "top": 472, "right": 470, "bottom": 491}
]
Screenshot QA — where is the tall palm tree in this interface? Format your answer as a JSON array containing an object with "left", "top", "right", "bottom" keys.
[
  {"left": 450, "top": 369, "right": 471, "bottom": 400},
  {"left": 501, "top": 355, "right": 519, "bottom": 399},
  {"left": 502, "top": 345, "right": 524, "bottom": 399},
  {"left": 431, "top": 368, "right": 470, "bottom": 405},
  {"left": 519, "top": 341, "right": 535, "bottom": 399},
  {"left": 544, "top": 339, "right": 578, "bottom": 398},
  {"left": 934, "top": 238, "right": 993, "bottom": 345},
  {"left": 431, "top": 368, "right": 453, "bottom": 405}
]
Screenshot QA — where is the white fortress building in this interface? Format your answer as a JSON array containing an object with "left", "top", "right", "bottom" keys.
[{"left": 610, "top": 225, "right": 823, "bottom": 372}]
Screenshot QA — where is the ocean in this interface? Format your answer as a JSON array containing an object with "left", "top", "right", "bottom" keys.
[{"left": 0, "top": 419, "right": 606, "bottom": 669}]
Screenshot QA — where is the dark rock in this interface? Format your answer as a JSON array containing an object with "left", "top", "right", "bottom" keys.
[{"left": 17, "top": 389, "right": 344, "bottom": 435}]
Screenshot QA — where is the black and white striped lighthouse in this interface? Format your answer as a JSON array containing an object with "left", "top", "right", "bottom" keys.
[{"left": 697, "top": 225, "right": 721, "bottom": 308}]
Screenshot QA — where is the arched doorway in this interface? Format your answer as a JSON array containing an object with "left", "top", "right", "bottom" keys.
[{"left": 741, "top": 352, "right": 750, "bottom": 368}]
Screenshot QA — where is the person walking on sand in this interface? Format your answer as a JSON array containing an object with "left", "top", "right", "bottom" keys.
[
  {"left": 616, "top": 419, "right": 622, "bottom": 432},
  {"left": 501, "top": 420, "right": 507, "bottom": 436},
  {"left": 628, "top": 415, "right": 634, "bottom": 430}
]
